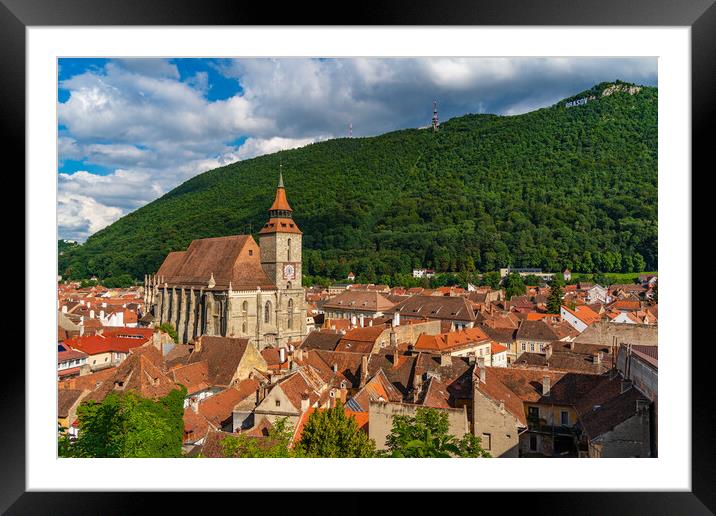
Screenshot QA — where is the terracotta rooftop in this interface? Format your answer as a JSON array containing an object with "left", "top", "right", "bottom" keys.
[
  {"left": 413, "top": 327, "right": 490, "bottom": 353},
  {"left": 186, "top": 336, "right": 256, "bottom": 387},
  {"left": 385, "top": 295, "right": 477, "bottom": 322},
  {"left": 85, "top": 346, "right": 178, "bottom": 403},
  {"left": 155, "top": 235, "right": 275, "bottom": 290},
  {"left": 171, "top": 361, "right": 211, "bottom": 395},
  {"left": 298, "top": 330, "right": 343, "bottom": 351},
  {"left": 63, "top": 333, "right": 150, "bottom": 356},
  {"left": 198, "top": 383, "right": 257, "bottom": 429},
  {"left": 323, "top": 290, "right": 396, "bottom": 312}
]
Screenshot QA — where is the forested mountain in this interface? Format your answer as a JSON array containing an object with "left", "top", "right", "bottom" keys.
[{"left": 59, "top": 81, "right": 657, "bottom": 283}]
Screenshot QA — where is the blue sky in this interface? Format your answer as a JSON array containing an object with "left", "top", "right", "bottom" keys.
[{"left": 57, "top": 57, "right": 657, "bottom": 241}]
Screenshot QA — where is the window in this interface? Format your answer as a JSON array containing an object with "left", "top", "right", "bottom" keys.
[
  {"left": 242, "top": 322, "right": 247, "bottom": 333},
  {"left": 287, "top": 299, "right": 294, "bottom": 329},
  {"left": 521, "top": 343, "right": 526, "bottom": 352},
  {"left": 275, "top": 400, "right": 280, "bottom": 407},
  {"left": 264, "top": 301, "right": 271, "bottom": 324},
  {"left": 248, "top": 249, "right": 253, "bottom": 256},
  {"left": 287, "top": 238, "right": 292, "bottom": 261},
  {"left": 242, "top": 300, "right": 248, "bottom": 312},
  {"left": 530, "top": 343, "right": 535, "bottom": 352},
  {"left": 528, "top": 406, "right": 539, "bottom": 419},
  {"left": 561, "top": 411, "right": 569, "bottom": 426},
  {"left": 530, "top": 434, "right": 538, "bottom": 451},
  {"left": 482, "top": 433, "right": 491, "bottom": 451}
]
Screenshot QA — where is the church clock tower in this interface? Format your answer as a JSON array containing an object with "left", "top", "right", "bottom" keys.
[{"left": 259, "top": 172, "right": 302, "bottom": 290}]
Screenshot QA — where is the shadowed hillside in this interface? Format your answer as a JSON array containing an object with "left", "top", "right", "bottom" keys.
[{"left": 59, "top": 81, "right": 657, "bottom": 283}]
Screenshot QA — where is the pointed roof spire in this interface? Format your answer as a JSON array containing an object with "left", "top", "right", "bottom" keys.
[{"left": 268, "top": 165, "right": 292, "bottom": 212}]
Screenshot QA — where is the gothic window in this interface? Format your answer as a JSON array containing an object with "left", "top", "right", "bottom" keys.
[
  {"left": 242, "top": 300, "right": 248, "bottom": 312},
  {"left": 242, "top": 322, "right": 247, "bottom": 333},
  {"left": 287, "top": 238, "right": 292, "bottom": 262},
  {"left": 287, "top": 281, "right": 292, "bottom": 289},
  {"left": 264, "top": 301, "right": 271, "bottom": 324},
  {"left": 288, "top": 298, "right": 294, "bottom": 329}
]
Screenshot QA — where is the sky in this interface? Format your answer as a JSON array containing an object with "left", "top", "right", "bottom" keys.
[{"left": 57, "top": 57, "right": 657, "bottom": 242}]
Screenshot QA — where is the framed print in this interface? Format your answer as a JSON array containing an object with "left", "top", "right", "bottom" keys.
[{"left": 3, "top": 0, "right": 713, "bottom": 512}]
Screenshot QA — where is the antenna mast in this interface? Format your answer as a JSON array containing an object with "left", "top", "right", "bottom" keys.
[
  {"left": 349, "top": 122, "right": 353, "bottom": 138},
  {"left": 432, "top": 100, "right": 439, "bottom": 132}
]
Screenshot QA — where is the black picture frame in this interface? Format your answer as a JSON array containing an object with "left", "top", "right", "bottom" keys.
[{"left": 3, "top": 0, "right": 711, "bottom": 513}]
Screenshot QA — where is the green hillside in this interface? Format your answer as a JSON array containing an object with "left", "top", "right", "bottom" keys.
[{"left": 59, "top": 81, "right": 658, "bottom": 283}]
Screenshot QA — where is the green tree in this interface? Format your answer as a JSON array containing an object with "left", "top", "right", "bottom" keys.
[
  {"left": 547, "top": 283, "right": 563, "bottom": 314},
  {"left": 219, "top": 417, "right": 296, "bottom": 458},
  {"left": 523, "top": 274, "right": 541, "bottom": 286},
  {"left": 481, "top": 271, "right": 501, "bottom": 289},
  {"left": 504, "top": 273, "right": 526, "bottom": 299},
  {"left": 385, "top": 407, "right": 490, "bottom": 458},
  {"left": 157, "top": 322, "right": 178, "bottom": 343},
  {"left": 60, "top": 387, "right": 186, "bottom": 458},
  {"left": 296, "top": 400, "right": 376, "bottom": 458},
  {"left": 593, "top": 272, "right": 608, "bottom": 286}
]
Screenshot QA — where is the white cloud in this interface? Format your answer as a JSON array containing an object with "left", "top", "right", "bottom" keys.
[
  {"left": 57, "top": 191, "right": 124, "bottom": 241},
  {"left": 235, "top": 136, "right": 321, "bottom": 161}
]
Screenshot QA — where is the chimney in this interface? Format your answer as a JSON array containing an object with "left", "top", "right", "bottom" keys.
[
  {"left": 190, "top": 399, "right": 199, "bottom": 414},
  {"left": 440, "top": 353, "right": 452, "bottom": 367},
  {"left": 542, "top": 375, "right": 551, "bottom": 396},
  {"left": 499, "top": 400, "right": 505, "bottom": 412},
  {"left": 300, "top": 393, "right": 310, "bottom": 412},
  {"left": 368, "top": 319, "right": 373, "bottom": 327},
  {"left": 595, "top": 351, "right": 603, "bottom": 366},
  {"left": 62, "top": 305, "right": 68, "bottom": 314},
  {"left": 90, "top": 309, "right": 95, "bottom": 319},
  {"left": 351, "top": 314, "right": 357, "bottom": 328},
  {"left": 360, "top": 355, "right": 369, "bottom": 387},
  {"left": 412, "top": 373, "right": 423, "bottom": 402},
  {"left": 393, "top": 311, "right": 401, "bottom": 327},
  {"left": 295, "top": 348, "right": 303, "bottom": 361},
  {"left": 332, "top": 363, "right": 338, "bottom": 373},
  {"left": 279, "top": 347, "right": 286, "bottom": 364},
  {"left": 545, "top": 344, "right": 553, "bottom": 361},
  {"left": 359, "top": 315, "right": 364, "bottom": 327},
  {"left": 621, "top": 379, "right": 633, "bottom": 393},
  {"left": 569, "top": 340, "right": 575, "bottom": 351}
]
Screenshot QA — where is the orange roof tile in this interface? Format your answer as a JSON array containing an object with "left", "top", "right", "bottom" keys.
[
  {"left": 414, "top": 327, "right": 490, "bottom": 353},
  {"left": 269, "top": 185, "right": 292, "bottom": 212}
]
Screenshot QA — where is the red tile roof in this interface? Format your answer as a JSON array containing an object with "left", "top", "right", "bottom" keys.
[
  {"left": 63, "top": 334, "right": 149, "bottom": 356},
  {"left": 413, "top": 327, "right": 490, "bottom": 353}
]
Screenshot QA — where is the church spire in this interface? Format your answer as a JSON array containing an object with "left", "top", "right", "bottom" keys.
[{"left": 268, "top": 166, "right": 292, "bottom": 214}]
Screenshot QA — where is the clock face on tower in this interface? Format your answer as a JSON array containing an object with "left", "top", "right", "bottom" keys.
[{"left": 283, "top": 263, "right": 296, "bottom": 280}]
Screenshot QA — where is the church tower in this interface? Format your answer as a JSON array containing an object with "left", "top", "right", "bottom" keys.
[{"left": 259, "top": 172, "right": 302, "bottom": 290}]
